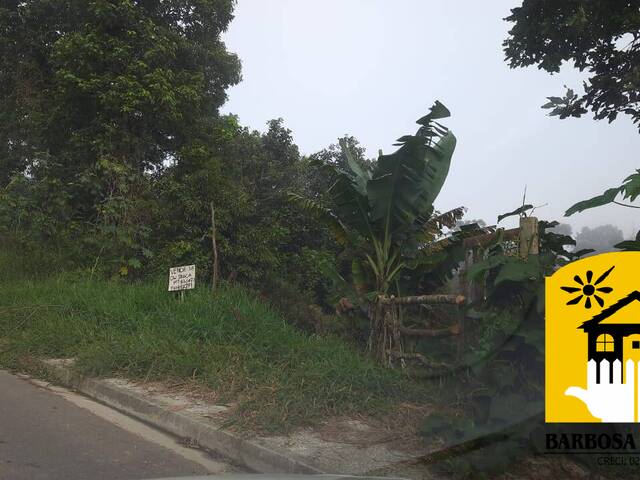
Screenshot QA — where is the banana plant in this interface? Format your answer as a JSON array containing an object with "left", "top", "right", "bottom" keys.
[{"left": 290, "top": 101, "right": 471, "bottom": 365}]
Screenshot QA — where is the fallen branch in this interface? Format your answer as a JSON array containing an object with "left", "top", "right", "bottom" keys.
[
  {"left": 379, "top": 294, "right": 465, "bottom": 305},
  {"left": 400, "top": 323, "right": 461, "bottom": 338}
]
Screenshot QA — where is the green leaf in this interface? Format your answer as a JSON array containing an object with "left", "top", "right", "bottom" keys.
[
  {"left": 497, "top": 204, "right": 533, "bottom": 223},
  {"left": 572, "top": 248, "right": 595, "bottom": 258},
  {"left": 467, "top": 255, "right": 510, "bottom": 279},
  {"left": 405, "top": 251, "right": 447, "bottom": 270},
  {"left": 615, "top": 240, "right": 640, "bottom": 251},
  {"left": 493, "top": 256, "right": 540, "bottom": 286},
  {"left": 339, "top": 138, "right": 371, "bottom": 195},
  {"left": 367, "top": 105, "right": 456, "bottom": 237},
  {"left": 128, "top": 258, "right": 141, "bottom": 269},
  {"left": 565, "top": 187, "right": 621, "bottom": 216},
  {"left": 423, "top": 131, "right": 457, "bottom": 207},
  {"left": 416, "top": 100, "right": 451, "bottom": 125},
  {"left": 621, "top": 170, "right": 640, "bottom": 202}
]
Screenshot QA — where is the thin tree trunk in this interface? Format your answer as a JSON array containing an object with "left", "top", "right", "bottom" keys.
[{"left": 210, "top": 202, "right": 218, "bottom": 293}]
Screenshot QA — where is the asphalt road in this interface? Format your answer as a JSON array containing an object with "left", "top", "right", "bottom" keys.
[{"left": 0, "top": 369, "right": 237, "bottom": 480}]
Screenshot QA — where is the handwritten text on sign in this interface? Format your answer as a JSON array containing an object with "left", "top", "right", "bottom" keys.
[{"left": 168, "top": 265, "right": 195, "bottom": 291}]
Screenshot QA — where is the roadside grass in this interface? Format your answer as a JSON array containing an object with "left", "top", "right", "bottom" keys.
[{"left": 0, "top": 273, "right": 429, "bottom": 432}]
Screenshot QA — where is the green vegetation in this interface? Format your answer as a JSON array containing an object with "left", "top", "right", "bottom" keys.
[
  {"left": 505, "top": 1, "right": 640, "bottom": 249},
  {"left": 0, "top": 1, "right": 337, "bottom": 317},
  {"left": 504, "top": 0, "right": 640, "bottom": 129},
  {"left": 291, "top": 101, "right": 477, "bottom": 366},
  {"left": 1, "top": 1, "right": 636, "bottom": 477},
  {"left": 420, "top": 212, "right": 584, "bottom": 476},
  {"left": 0, "top": 267, "right": 425, "bottom": 432}
]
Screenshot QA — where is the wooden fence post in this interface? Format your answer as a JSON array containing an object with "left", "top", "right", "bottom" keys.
[{"left": 519, "top": 216, "right": 539, "bottom": 259}]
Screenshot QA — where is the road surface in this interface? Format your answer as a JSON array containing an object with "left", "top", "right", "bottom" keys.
[{"left": 0, "top": 369, "right": 238, "bottom": 480}]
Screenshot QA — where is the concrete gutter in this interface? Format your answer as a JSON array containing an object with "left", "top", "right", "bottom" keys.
[{"left": 40, "top": 360, "right": 323, "bottom": 474}]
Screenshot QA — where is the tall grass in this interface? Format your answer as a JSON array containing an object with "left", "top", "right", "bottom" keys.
[{"left": 0, "top": 271, "right": 428, "bottom": 432}]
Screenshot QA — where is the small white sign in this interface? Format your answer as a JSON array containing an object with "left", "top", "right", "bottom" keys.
[{"left": 168, "top": 265, "right": 195, "bottom": 292}]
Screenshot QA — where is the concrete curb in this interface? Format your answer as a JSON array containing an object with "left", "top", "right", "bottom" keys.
[{"left": 40, "top": 361, "right": 323, "bottom": 474}]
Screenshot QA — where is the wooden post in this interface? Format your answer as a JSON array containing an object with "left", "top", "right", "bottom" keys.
[
  {"left": 519, "top": 216, "right": 539, "bottom": 259},
  {"left": 462, "top": 248, "right": 475, "bottom": 304},
  {"left": 210, "top": 202, "right": 219, "bottom": 293}
]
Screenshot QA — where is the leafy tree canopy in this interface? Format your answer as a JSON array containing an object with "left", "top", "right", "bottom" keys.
[
  {"left": 504, "top": 0, "right": 640, "bottom": 129},
  {"left": 575, "top": 224, "right": 625, "bottom": 253},
  {"left": 0, "top": 0, "right": 241, "bottom": 189}
]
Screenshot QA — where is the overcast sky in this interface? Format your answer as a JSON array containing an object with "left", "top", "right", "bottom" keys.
[{"left": 221, "top": 0, "right": 640, "bottom": 237}]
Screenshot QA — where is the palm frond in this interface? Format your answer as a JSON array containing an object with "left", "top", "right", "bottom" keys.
[
  {"left": 288, "top": 192, "right": 350, "bottom": 246},
  {"left": 418, "top": 206, "right": 466, "bottom": 240}
]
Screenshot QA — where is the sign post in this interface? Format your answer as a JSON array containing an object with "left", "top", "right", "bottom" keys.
[{"left": 168, "top": 265, "right": 196, "bottom": 301}]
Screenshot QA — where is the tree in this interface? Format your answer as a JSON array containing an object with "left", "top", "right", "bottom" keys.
[
  {"left": 575, "top": 224, "right": 624, "bottom": 253},
  {"left": 291, "top": 101, "right": 473, "bottom": 366},
  {"left": 504, "top": 2, "right": 640, "bottom": 242},
  {"left": 0, "top": 0, "right": 241, "bottom": 272},
  {"left": 504, "top": 0, "right": 640, "bottom": 129},
  {"left": 150, "top": 115, "right": 337, "bottom": 303},
  {"left": 549, "top": 222, "right": 573, "bottom": 237}
]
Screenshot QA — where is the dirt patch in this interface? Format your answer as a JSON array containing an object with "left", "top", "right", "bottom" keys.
[
  {"left": 100, "top": 375, "right": 436, "bottom": 473},
  {"left": 317, "top": 403, "right": 435, "bottom": 453},
  {"left": 113, "top": 374, "right": 436, "bottom": 453}
]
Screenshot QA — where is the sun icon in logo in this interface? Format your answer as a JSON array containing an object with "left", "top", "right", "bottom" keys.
[{"left": 561, "top": 266, "right": 615, "bottom": 309}]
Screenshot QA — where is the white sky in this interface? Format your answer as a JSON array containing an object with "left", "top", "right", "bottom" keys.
[{"left": 221, "top": 0, "right": 640, "bottom": 237}]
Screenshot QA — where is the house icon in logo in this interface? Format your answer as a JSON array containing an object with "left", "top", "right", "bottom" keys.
[{"left": 579, "top": 290, "right": 640, "bottom": 384}]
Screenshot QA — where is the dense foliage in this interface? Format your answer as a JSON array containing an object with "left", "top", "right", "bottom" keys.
[
  {"left": 0, "top": 1, "right": 343, "bottom": 324},
  {"left": 504, "top": 0, "right": 640, "bottom": 129},
  {"left": 0, "top": 0, "right": 237, "bottom": 270},
  {"left": 421, "top": 210, "right": 588, "bottom": 477}
]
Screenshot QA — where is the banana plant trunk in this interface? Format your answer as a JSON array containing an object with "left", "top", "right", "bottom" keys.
[{"left": 368, "top": 297, "right": 403, "bottom": 367}]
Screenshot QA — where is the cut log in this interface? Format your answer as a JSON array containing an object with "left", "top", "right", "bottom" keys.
[
  {"left": 379, "top": 294, "right": 465, "bottom": 305},
  {"left": 399, "top": 324, "right": 460, "bottom": 338}
]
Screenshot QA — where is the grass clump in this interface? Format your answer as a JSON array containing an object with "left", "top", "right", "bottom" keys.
[{"left": 0, "top": 274, "right": 428, "bottom": 432}]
